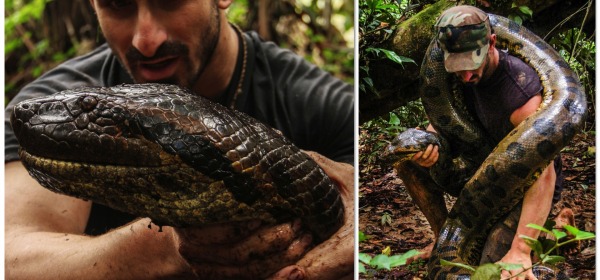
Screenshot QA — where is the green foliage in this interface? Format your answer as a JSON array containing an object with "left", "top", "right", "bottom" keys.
[
  {"left": 227, "top": 0, "right": 249, "bottom": 27},
  {"left": 5, "top": 0, "right": 48, "bottom": 53},
  {"left": 507, "top": 2, "right": 533, "bottom": 25},
  {"left": 441, "top": 223, "right": 595, "bottom": 279},
  {"left": 550, "top": 28, "right": 596, "bottom": 131},
  {"left": 359, "top": 0, "right": 416, "bottom": 96},
  {"left": 5, "top": 0, "right": 50, "bottom": 63},
  {"left": 5, "top": 0, "right": 89, "bottom": 103}
]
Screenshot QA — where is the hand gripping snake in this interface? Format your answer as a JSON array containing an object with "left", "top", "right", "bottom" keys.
[
  {"left": 383, "top": 15, "right": 586, "bottom": 279},
  {"left": 10, "top": 83, "right": 345, "bottom": 242}
]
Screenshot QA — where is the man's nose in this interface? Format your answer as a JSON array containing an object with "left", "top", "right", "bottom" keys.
[{"left": 132, "top": 8, "right": 167, "bottom": 58}]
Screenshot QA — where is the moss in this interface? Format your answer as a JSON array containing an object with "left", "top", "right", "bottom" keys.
[{"left": 389, "top": 0, "right": 455, "bottom": 59}]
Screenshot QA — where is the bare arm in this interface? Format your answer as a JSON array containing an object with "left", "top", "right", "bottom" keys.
[{"left": 5, "top": 161, "right": 194, "bottom": 280}]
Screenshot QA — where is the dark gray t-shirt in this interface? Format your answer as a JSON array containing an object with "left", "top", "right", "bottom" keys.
[
  {"left": 464, "top": 51, "right": 563, "bottom": 202},
  {"left": 5, "top": 31, "right": 354, "bottom": 234}
]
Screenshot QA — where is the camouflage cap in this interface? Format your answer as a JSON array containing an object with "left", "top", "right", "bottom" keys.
[{"left": 435, "top": 5, "right": 491, "bottom": 72}]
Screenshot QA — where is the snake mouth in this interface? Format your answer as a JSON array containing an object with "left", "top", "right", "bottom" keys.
[
  {"left": 18, "top": 149, "right": 182, "bottom": 179},
  {"left": 380, "top": 145, "right": 423, "bottom": 164}
]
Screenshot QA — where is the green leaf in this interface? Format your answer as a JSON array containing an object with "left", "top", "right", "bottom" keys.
[
  {"left": 497, "top": 262, "right": 524, "bottom": 271},
  {"left": 371, "top": 254, "right": 392, "bottom": 270},
  {"left": 32, "top": 66, "right": 44, "bottom": 78},
  {"left": 562, "top": 224, "right": 580, "bottom": 236},
  {"left": 359, "top": 262, "right": 367, "bottom": 274},
  {"left": 359, "top": 231, "right": 370, "bottom": 242},
  {"left": 508, "top": 14, "right": 523, "bottom": 25},
  {"left": 527, "top": 223, "right": 553, "bottom": 234},
  {"left": 518, "top": 6, "right": 533, "bottom": 17},
  {"left": 541, "top": 255, "right": 565, "bottom": 265},
  {"left": 363, "top": 77, "right": 374, "bottom": 88},
  {"left": 551, "top": 229, "right": 568, "bottom": 240},
  {"left": 472, "top": 263, "right": 501, "bottom": 280},
  {"left": 440, "top": 259, "right": 476, "bottom": 272},
  {"left": 388, "top": 112, "right": 401, "bottom": 125},
  {"left": 378, "top": 48, "right": 416, "bottom": 65},
  {"left": 520, "top": 235, "right": 543, "bottom": 256},
  {"left": 387, "top": 249, "right": 421, "bottom": 267},
  {"left": 564, "top": 225, "right": 596, "bottom": 240},
  {"left": 359, "top": 252, "right": 373, "bottom": 264}
]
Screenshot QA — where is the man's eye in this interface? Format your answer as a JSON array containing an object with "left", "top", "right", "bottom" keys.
[
  {"left": 109, "top": 0, "right": 133, "bottom": 10},
  {"left": 97, "top": 0, "right": 133, "bottom": 10}
]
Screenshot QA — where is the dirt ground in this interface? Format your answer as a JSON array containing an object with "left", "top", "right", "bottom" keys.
[{"left": 358, "top": 130, "right": 596, "bottom": 279}]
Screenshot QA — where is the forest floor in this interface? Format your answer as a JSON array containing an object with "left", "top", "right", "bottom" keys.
[{"left": 358, "top": 129, "right": 595, "bottom": 279}]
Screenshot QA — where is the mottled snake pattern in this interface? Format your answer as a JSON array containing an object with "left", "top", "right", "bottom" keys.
[
  {"left": 386, "top": 15, "right": 586, "bottom": 279},
  {"left": 10, "top": 83, "right": 345, "bottom": 242}
]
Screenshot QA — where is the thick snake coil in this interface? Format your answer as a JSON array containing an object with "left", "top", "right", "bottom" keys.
[
  {"left": 10, "top": 83, "right": 345, "bottom": 242},
  {"left": 385, "top": 15, "right": 586, "bottom": 279}
]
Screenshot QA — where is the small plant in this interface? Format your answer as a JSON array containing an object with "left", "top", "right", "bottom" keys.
[
  {"left": 359, "top": 230, "right": 421, "bottom": 275},
  {"left": 381, "top": 210, "right": 393, "bottom": 226},
  {"left": 441, "top": 223, "right": 595, "bottom": 279}
]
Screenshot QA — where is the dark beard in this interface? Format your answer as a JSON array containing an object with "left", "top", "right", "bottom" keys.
[{"left": 188, "top": 2, "right": 221, "bottom": 89}]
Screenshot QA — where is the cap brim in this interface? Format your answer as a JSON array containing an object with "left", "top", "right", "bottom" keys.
[{"left": 443, "top": 44, "right": 489, "bottom": 73}]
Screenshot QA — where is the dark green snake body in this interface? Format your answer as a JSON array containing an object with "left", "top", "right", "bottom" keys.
[
  {"left": 10, "top": 83, "right": 344, "bottom": 242},
  {"left": 386, "top": 15, "right": 586, "bottom": 279}
]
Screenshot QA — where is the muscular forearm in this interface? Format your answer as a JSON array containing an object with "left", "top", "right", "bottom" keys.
[{"left": 6, "top": 219, "right": 195, "bottom": 280}]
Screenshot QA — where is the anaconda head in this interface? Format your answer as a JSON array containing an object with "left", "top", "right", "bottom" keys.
[
  {"left": 10, "top": 84, "right": 346, "bottom": 237},
  {"left": 380, "top": 128, "right": 441, "bottom": 165},
  {"left": 10, "top": 84, "right": 187, "bottom": 167}
]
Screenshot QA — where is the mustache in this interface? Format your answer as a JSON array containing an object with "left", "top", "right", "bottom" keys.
[{"left": 126, "top": 41, "right": 189, "bottom": 63}]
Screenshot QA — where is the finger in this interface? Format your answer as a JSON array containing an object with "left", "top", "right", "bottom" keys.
[
  {"left": 411, "top": 151, "right": 424, "bottom": 162},
  {"left": 176, "top": 220, "right": 308, "bottom": 264},
  {"left": 175, "top": 219, "right": 263, "bottom": 245},
  {"left": 428, "top": 146, "right": 439, "bottom": 164},
  {"left": 422, "top": 144, "right": 434, "bottom": 159},
  {"left": 302, "top": 150, "right": 354, "bottom": 195},
  {"left": 525, "top": 270, "right": 538, "bottom": 280},
  {"left": 267, "top": 265, "right": 305, "bottom": 280},
  {"left": 189, "top": 234, "right": 313, "bottom": 280}
]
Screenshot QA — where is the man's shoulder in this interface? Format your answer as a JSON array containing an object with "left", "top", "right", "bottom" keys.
[
  {"left": 244, "top": 31, "right": 303, "bottom": 65},
  {"left": 501, "top": 51, "right": 542, "bottom": 95},
  {"left": 503, "top": 51, "right": 537, "bottom": 74},
  {"left": 59, "top": 43, "right": 114, "bottom": 70}
]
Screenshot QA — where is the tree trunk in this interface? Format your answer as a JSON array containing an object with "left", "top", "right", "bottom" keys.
[{"left": 359, "top": 0, "right": 594, "bottom": 124}]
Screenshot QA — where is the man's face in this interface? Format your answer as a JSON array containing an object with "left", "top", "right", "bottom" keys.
[
  {"left": 91, "top": 0, "right": 221, "bottom": 87},
  {"left": 450, "top": 34, "right": 496, "bottom": 85},
  {"left": 453, "top": 56, "right": 487, "bottom": 85}
]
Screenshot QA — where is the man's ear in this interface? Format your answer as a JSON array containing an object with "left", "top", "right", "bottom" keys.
[
  {"left": 489, "top": 34, "right": 497, "bottom": 47},
  {"left": 217, "top": 0, "right": 233, "bottom": 10}
]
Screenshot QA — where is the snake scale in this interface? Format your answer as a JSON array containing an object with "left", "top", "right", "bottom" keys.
[
  {"left": 10, "top": 83, "right": 345, "bottom": 242},
  {"left": 384, "top": 15, "right": 586, "bottom": 279}
]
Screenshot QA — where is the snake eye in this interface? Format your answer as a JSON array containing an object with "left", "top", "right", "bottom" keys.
[{"left": 81, "top": 96, "right": 98, "bottom": 111}]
